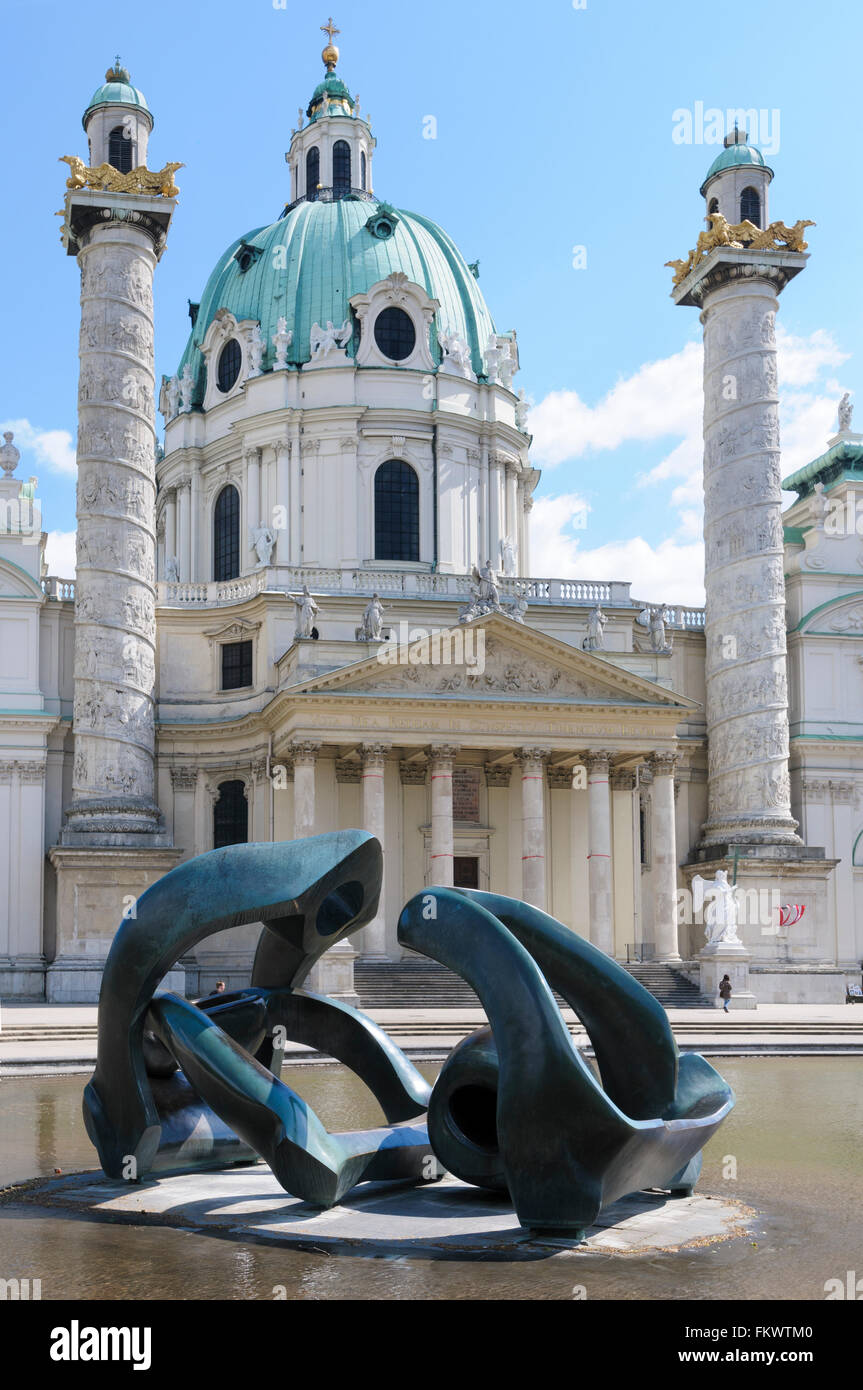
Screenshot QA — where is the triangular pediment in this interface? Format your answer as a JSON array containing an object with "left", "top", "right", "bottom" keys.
[{"left": 289, "top": 613, "right": 697, "bottom": 708}]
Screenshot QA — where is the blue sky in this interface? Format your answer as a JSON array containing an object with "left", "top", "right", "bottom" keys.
[{"left": 2, "top": 0, "right": 859, "bottom": 600}]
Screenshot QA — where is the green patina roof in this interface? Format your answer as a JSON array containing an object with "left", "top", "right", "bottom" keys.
[
  {"left": 176, "top": 198, "right": 496, "bottom": 403},
  {"left": 700, "top": 142, "right": 772, "bottom": 194},
  {"left": 782, "top": 439, "right": 863, "bottom": 498},
  {"left": 83, "top": 62, "right": 151, "bottom": 128}
]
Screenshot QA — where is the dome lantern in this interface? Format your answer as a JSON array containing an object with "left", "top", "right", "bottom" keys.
[
  {"left": 285, "top": 21, "right": 376, "bottom": 207},
  {"left": 700, "top": 126, "right": 773, "bottom": 230},
  {"left": 82, "top": 56, "right": 153, "bottom": 171}
]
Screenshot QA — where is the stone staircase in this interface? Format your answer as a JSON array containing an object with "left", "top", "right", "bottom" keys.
[
  {"left": 355, "top": 959, "right": 711, "bottom": 1010},
  {"left": 622, "top": 962, "right": 712, "bottom": 1008}
]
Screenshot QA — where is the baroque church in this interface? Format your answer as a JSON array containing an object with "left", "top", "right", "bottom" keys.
[{"left": 1, "top": 27, "right": 861, "bottom": 1004}]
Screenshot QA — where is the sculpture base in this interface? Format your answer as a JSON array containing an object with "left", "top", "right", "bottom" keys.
[
  {"left": 47, "top": 846, "right": 185, "bottom": 1002},
  {"left": 699, "top": 941, "right": 757, "bottom": 1010},
  {"left": 26, "top": 1168, "right": 757, "bottom": 1258}
]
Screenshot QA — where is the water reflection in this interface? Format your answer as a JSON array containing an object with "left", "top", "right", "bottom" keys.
[{"left": 1, "top": 1059, "right": 861, "bottom": 1300}]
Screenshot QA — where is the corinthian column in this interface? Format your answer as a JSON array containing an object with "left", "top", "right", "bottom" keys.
[
  {"left": 674, "top": 249, "right": 804, "bottom": 849},
  {"left": 518, "top": 746, "right": 549, "bottom": 909},
  {"left": 649, "top": 752, "right": 681, "bottom": 963},
  {"left": 429, "top": 745, "right": 458, "bottom": 886},
  {"left": 360, "top": 742, "right": 390, "bottom": 957},
  {"left": 61, "top": 193, "right": 176, "bottom": 846},
  {"left": 291, "top": 740, "right": 320, "bottom": 838},
  {"left": 585, "top": 750, "right": 614, "bottom": 953}
]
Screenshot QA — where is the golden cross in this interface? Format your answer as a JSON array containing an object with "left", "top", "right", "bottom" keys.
[{"left": 321, "top": 18, "right": 340, "bottom": 44}]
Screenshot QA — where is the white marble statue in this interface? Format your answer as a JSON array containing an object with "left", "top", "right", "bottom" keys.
[
  {"left": 500, "top": 535, "right": 517, "bottom": 576},
  {"left": 812, "top": 481, "right": 829, "bottom": 525},
  {"left": 359, "top": 592, "right": 386, "bottom": 640},
  {"left": 498, "top": 341, "right": 516, "bottom": 390},
  {"left": 251, "top": 524, "right": 275, "bottom": 568},
  {"left": 508, "top": 592, "right": 528, "bottom": 624},
  {"left": 1, "top": 430, "right": 20, "bottom": 475},
  {"left": 18, "top": 475, "right": 38, "bottom": 502},
  {"left": 438, "top": 331, "right": 472, "bottom": 375},
  {"left": 165, "top": 375, "right": 180, "bottom": 420},
  {"left": 164, "top": 555, "right": 180, "bottom": 583},
  {"left": 637, "top": 604, "right": 673, "bottom": 655},
  {"left": 179, "top": 365, "right": 194, "bottom": 412},
  {"left": 247, "top": 325, "right": 265, "bottom": 378},
  {"left": 272, "top": 316, "right": 293, "bottom": 370},
  {"left": 583, "top": 603, "right": 608, "bottom": 652},
  {"left": 290, "top": 584, "right": 319, "bottom": 638},
  {"left": 310, "top": 318, "right": 352, "bottom": 360},
  {"left": 473, "top": 560, "right": 502, "bottom": 610},
  {"left": 838, "top": 391, "right": 853, "bottom": 432},
  {"left": 515, "top": 389, "right": 530, "bottom": 433},
  {"left": 484, "top": 337, "right": 502, "bottom": 383},
  {"left": 693, "top": 870, "right": 743, "bottom": 946}
]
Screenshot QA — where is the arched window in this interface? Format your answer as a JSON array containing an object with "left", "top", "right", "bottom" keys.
[
  {"left": 306, "top": 146, "right": 320, "bottom": 200},
  {"left": 375, "top": 460, "right": 419, "bottom": 562},
  {"left": 213, "top": 485, "right": 240, "bottom": 581},
  {"left": 108, "top": 124, "right": 133, "bottom": 173},
  {"left": 740, "top": 186, "right": 761, "bottom": 226},
  {"left": 213, "top": 780, "right": 248, "bottom": 849},
  {"left": 333, "top": 140, "right": 351, "bottom": 198},
  {"left": 360, "top": 150, "right": 367, "bottom": 191},
  {"left": 708, "top": 197, "right": 719, "bottom": 215},
  {"left": 216, "top": 339, "right": 241, "bottom": 393}
]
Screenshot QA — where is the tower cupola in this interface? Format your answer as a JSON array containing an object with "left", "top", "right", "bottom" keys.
[
  {"left": 82, "top": 57, "right": 153, "bottom": 172},
  {"left": 285, "top": 20, "right": 376, "bottom": 208},
  {"left": 700, "top": 126, "right": 773, "bottom": 229}
]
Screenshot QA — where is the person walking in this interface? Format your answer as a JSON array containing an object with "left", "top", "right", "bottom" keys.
[{"left": 719, "top": 974, "right": 732, "bottom": 1013}]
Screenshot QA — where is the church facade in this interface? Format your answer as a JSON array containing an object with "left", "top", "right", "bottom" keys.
[{"left": 1, "top": 35, "right": 861, "bottom": 1004}]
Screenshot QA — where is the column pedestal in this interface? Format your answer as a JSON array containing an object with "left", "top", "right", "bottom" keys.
[{"left": 699, "top": 941, "right": 757, "bottom": 1011}]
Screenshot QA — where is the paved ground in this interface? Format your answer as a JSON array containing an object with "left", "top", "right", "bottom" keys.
[
  {"left": 1, "top": 1000, "right": 862, "bottom": 1073},
  {"left": 15, "top": 1168, "right": 757, "bottom": 1257}
]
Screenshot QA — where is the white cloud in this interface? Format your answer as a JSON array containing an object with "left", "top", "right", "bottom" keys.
[
  {"left": 44, "top": 530, "right": 77, "bottom": 576},
  {"left": 0, "top": 418, "right": 76, "bottom": 476},
  {"left": 530, "top": 494, "right": 705, "bottom": 604}
]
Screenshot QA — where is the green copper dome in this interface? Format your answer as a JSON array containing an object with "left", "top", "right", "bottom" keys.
[
  {"left": 176, "top": 198, "right": 496, "bottom": 403},
  {"left": 308, "top": 73, "right": 354, "bottom": 120},
  {"left": 700, "top": 141, "right": 773, "bottom": 194},
  {"left": 83, "top": 60, "right": 151, "bottom": 129}
]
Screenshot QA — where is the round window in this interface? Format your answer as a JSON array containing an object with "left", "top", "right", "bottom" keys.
[
  {"left": 374, "top": 306, "right": 416, "bottom": 362},
  {"left": 217, "top": 339, "right": 242, "bottom": 393}
]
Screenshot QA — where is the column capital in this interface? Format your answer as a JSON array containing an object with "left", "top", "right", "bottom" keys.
[
  {"left": 547, "top": 762, "right": 574, "bottom": 790},
  {"left": 290, "top": 738, "right": 321, "bottom": 767},
  {"left": 648, "top": 750, "right": 679, "bottom": 778},
  {"left": 428, "top": 743, "right": 460, "bottom": 767},
  {"left": 400, "top": 757, "right": 428, "bottom": 785},
  {"left": 170, "top": 766, "right": 198, "bottom": 791},
  {"left": 484, "top": 760, "right": 513, "bottom": 788},
  {"left": 360, "top": 741, "right": 392, "bottom": 769},
  {"left": 610, "top": 767, "right": 637, "bottom": 791},
  {"left": 584, "top": 749, "right": 614, "bottom": 775},
  {"left": 517, "top": 745, "right": 551, "bottom": 768},
  {"left": 335, "top": 757, "right": 362, "bottom": 784},
  {"left": 268, "top": 436, "right": 291, "bottom": 458},
  {"left": 251, "top": 757, "right": 270, "bottom": 783}
]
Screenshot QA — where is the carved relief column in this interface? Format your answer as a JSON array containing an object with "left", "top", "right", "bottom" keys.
[
  {"left": 586, "top": 750, "right": 614, "bottom": 954},
  {"left": 504, "top": 460, "right": 519, "bottom": 565},
  {"left": 674, "top": 250, "right": 805, "bottom": 849},
  {"left": 360, "top": 742, "right": 391, "bottom": 957},
  {"left": 648, "top": 752, "right": 681, "bottom": 962},
  {"left": 176, "top": 476, "right": 191, "bottom": 583},
  {"left": 518, "top": 746, "right": 550, "bottom": 909},
  {"left": 291, "top": 739, "right": 320, "bottom": 838},
  {"left": 429, "top": 745, "right": 459, "bottom": 887},
  {"left": 522, "top": 493, "right": 533, "bottom": 578}
]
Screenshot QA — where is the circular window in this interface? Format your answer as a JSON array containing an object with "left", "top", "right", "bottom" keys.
[
  {"left": 374, "top": 306, "right": 416, "bottom": 361},
  {"left": 217, "top": 339, "right": 242, "bottom": 393}
]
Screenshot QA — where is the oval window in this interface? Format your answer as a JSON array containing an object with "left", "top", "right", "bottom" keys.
[
  {"left": 374, "top": 306, "right": 416, "bottom": 362},
  {"left": 217, "top": 339, "right": 242, "bottom": 393}
]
